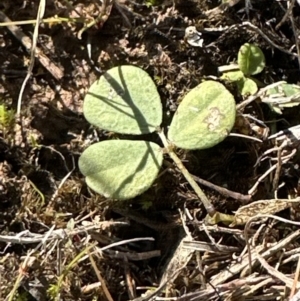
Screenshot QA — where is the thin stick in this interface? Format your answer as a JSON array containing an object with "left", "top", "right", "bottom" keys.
[
  {"left": 192, "top": 174, "right": 251, "bottom": 202},
  {"left": 242, "top": 21, "right": 297, "bottom": 58},
  {"left": 0, "top": 11, "right": 63, "bottom": 82},
  {"left": 7, "top": 250, "right": 37, "bottom": 301},
  {"left": 248, "top": 162, "right": 279, "bottom": 195},
  {"left": 289, "top": 0, "right": 300, "bottom": 69},
  {"left": 273, "top": 146, "right": 282, "bottom": 192},
  {"left": 88, "top": 250, "right": 114, "bottom": 301},
  {"left": 275, "top": 0, "right": 295, "bottom": 30}
]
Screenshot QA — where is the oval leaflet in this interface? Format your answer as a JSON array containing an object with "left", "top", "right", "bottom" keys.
[{"left": 168, "top": 81, "right": 236, "bottom": 150}]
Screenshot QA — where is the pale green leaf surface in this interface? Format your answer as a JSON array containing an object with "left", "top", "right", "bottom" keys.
[
  {"left": 79, "top": 140, "right": 163, "bottom": 200},
  {"left": 220, "top": 70, "right": 244, "bottom": 82},
  {"left": 237, "top": 77, "right": 258, "bottom": 95},
  {"left": 238, "top": 43, "right": 265, "bottom": 75},
  {"left": 220, "top": 71, "right": 258, "bottom": 95},
  {"left": 83, "top": 65, "right": 162, "bottom": 135},
  {"left": 168, "top": 81, "right": 236, "bottom": 150}
]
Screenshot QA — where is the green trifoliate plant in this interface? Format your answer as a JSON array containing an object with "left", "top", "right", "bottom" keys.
[
  {"left": 79, "top": 65, "right": 236, "bottom": 223},
  {"left": 220, "top": 43, "right": 266, "bottom": 96},
  {"left": 220, "top": 43, "right": 300, "bottom": 114}
]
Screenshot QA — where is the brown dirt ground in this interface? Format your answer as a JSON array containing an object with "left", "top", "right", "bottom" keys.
[{"left": 1, "top": 0, "right": 300, "bottom": 300}]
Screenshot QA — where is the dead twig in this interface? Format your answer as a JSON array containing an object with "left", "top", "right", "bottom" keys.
[
  {"left": 243, "top": 21, "right": 297, "bottom": 57},
  {"left": 87, "top": 250, "right": 114, "bottom": 301},
  {"left": 243, "top": 277, "right": 274, "bottom": 297},
  {"left": 211, "top": 225, "right": 300, "bottom": 286},
  {"left": 123, "top": 255, "right": 136, "bottom": 299},
  {"left": 289, "top": 0, "right": 300, "bottom": 69},
  {"left": 0, "top": 12, "right": 63, "bottom": 83},
  {"left": 256, "top": 252, "right": 299, "bottom": 289},
  {"left": 192, "top": 174, "right": 251, "bottom": 203},
  {"left": 276, "top": 0, "right": 295, "bottom": 30},
  {"left": 244, "top": 215, "right": 300, "bottom": 274},
  {"left": 205, "top": 0, "right": 242, "bottom": 17}
]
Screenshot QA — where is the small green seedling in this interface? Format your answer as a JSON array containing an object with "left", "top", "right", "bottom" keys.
[
  {"left": 0, "top": 104, "right": 15, "bottom": 140},
  {"left": 220, "top": 45, "right": 300, "bottom": 114},
  {"left": 220, "top": 43, "right": 266, "bottom": 96},
  {"left": 79, "top": 65, "right": 236, "bottom": 223},
  {"left": 0, "top": 104, "right": 15, "bottom": 131},
  {"left": 144, "top": 0, "right": 164, "bottom": 6}
]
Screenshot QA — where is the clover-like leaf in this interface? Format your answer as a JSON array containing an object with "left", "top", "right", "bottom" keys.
[
  {"left": 238, "top": 43, "right": 265, "bottom": 76},
  {"left": 79, "top": 140, "right": 163, "bottom": 200},
  {"left": 168, "top": 81, "right": 236, "bottom": 150},
  {"left": 237, "top": 77, "right": 258, "bottom": 96},
  {"left": 221, "top": 71, "right": 258, "bottom": 96},
  {"left": 83, "top": 65, "right": 162, "bottom": 135},
  {"left": 220, "top": 70, "right": 244, "bottom": 82}
]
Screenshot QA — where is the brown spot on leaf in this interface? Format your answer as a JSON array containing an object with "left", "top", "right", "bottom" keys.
[{"left": 204, "top": 107, "right": 224, "bottom": 131}]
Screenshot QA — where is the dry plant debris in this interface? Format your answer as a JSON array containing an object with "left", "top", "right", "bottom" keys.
[{"left": 1, "top": 0, "right": 300, "bottom": 300}]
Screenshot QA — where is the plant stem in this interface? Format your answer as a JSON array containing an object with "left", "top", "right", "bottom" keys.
[{"left": 157, "top": 130, "right": 216, "bottom": 216}]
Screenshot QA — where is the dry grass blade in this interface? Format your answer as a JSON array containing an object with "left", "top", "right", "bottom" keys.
[
  {"left": 87, "top": 250, "right": 114, "bottom": 301},
  {"left": 159, "top": 210, "right": 194, "bottom": 288},
  {"left": 16, "top": 0, "right": 45, "bottom": 116},
  {"left": 159, "top": 232, "right": 194, "bottom": 287},
  {"left": 256, "top": 252, "right": 299, "bottom": 289},
  {"left": 211, "top": 228, "right": 300, "bottom": 286},
  {"left": 230, "top": 197, "right": 300, "bottom": 226},
  {"left": 183, "top": 240, "right": 240, "bottom": 253},
  {"left": 131, "top": 210, "right": 195, "bottom": 300},
  {"left": 7, "top": 247, "right": 41, "bottom": 301},
  {"left": 0, "top": 222, "right": 126, "bottom": 244},
  {"left": 244, "top": 215, "right": 300, "bottom": 275}
]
